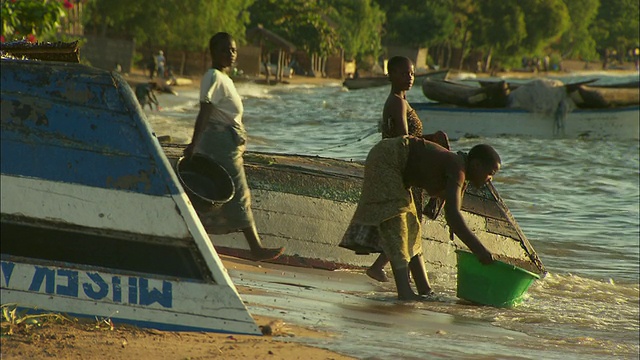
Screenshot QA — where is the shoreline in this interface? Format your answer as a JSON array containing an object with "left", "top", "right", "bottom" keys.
[
  {"left": 121, "top": 60, "right": 638, "bottom": 95},
  {"left": 122, "top": 67, "right": 343, "bottom": 91},
  {"left": 0, "top": 255, "right": 358, "bottom": 360}
]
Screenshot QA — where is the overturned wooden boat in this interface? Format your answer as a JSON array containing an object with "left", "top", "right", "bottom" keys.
[
  {"left": 422, "top": 78, "right": 510, "bottom": 108},
  {"left": 0, "top": 58, "right": 260, "bottom": 334},
  {"left": 573, "top": 85, "right": 640, "bottom": 108},
  {"left": 417, "top": 78, "right": 639, "bottom": 140},
  {"left": 161, "top": 144, "right": 546, "bottom": 277}
]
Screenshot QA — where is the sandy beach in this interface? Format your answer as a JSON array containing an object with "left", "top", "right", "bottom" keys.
[
  {"left": 0, "top": 256, "right": 358, "bottom": 360},
  {"left": 2, "top": 251, "right": 539, "bottom": 360}
]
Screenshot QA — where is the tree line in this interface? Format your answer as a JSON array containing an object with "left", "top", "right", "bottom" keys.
[{"left": 2, "top": 0, "right": 639, "bottom": 72}]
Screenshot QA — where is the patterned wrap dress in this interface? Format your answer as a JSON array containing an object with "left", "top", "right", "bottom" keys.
[
  {"left": 379, "top": 105, "right": 425, "bottom": 220},
  {"left": 339, "top": 136, "right": 423, "bottom": 265}
]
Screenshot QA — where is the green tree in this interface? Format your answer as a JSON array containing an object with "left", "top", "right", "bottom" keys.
[
  {"left": 324, "top": 0, "right": 385, "bottom": 61},
  {"left": 174, "top": 0, "right": 254, "bottom": 73},
  {"left": 1, "top": 0, "right": 69, "bottom": 42},
  {"left": 558, "top": 0, "right": 599, "bottom": 61},
  {"left": 592, "top": 0, "right": 639, "bottom": 56},
  {"left": 249, "top": 0, "right": 338, "bottom": 56},
  {"left": 518, "top": 0, "right": 570, "bottom": 55},
  {"left": 469, "top": 0, "right": 526, "bottom": 68},
  {"left": 446, "top": 0, "right": 477, "bottom": 69},
  {"left": 82, "top": 0, "right": 254, "bottom": 73},
  {"left": 380, "top": 0, "right": 454, "bottom": 48},
  {"left": 83, "top": 0, "right": 252, "bottom": 48},
  {"left": 467, "top": 0, "right": 569, "bottom": 70}
]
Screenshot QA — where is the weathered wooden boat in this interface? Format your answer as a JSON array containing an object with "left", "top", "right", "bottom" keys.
[
  {"left": 422, "top": 78, "right": 510, "bottom": 108},
  {"left": 476, "top": 78, "right": 598, "bottom": 93},
  {"left": 343, "top": 69, "right": 450, "bottom": 90},
  {"left": 573, "top": 85, "right": 640, "bottom": 108},
  {"left": 417, "top": 77, "right": 640, "bottom": 140},
  {"left": 0, "top": 58, "right": 261, "bottom": 334},
  {"left": 412, "top": 102, "right": 639, "bottom": 140},
  {"left": 161, "top": 144, "right": 546, "bottom": 277}
]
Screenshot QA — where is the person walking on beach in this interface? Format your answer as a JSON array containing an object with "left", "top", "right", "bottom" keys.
[
  {"left": 340, "top": 136, "right": 498, "bottom": 300},
  {"left": 184, "top": 32, "right": 284, "bottom": 261},
  {"left": 366, "top": 56, "right": 450, "bottom": 283}
]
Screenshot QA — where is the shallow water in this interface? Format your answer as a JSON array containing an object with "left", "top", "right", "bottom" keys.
[{"left": 146, "top": 72, "right": 639, "bottom": 359}]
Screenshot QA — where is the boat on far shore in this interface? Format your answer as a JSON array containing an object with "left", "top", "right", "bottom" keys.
[
  {"left": 343, "top": 68, "right": 451, "bottom": 90},
  {"left": 573, "top": 84, "right": 640, "bottom": 108},
  {"left": 416, "top": 77, "right": 639, "bottom": 140},
  {"left": 412, "top": 102, "right": 639, "bottom": 140}
]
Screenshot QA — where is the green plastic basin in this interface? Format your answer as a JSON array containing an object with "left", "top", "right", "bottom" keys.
[{"left": 455, "top": 250, "right": 540, "bottom": 307}]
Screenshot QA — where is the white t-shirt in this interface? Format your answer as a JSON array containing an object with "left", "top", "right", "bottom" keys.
[{"left": 200, "top": 68, "right": 243, "bottom": 127}]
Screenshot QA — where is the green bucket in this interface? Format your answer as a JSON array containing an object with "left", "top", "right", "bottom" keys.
[{"left": 455, "top": 250, "right": 540, "bottom": 307}]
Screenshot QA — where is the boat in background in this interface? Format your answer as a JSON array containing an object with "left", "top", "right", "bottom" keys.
[
  {"left": 416, "top": 77, "right": 639, "bottom": 140},
  {"left": 0, "top": 56, "right": 260, "bottom": 335},
  {"left": 573, "top": 85, "right": 640, "bottom": 108},
  {"left": 422, "top": 78, "right": 510, "bottom": 108},
  {"left": 343, "top": 68, "right": 451, "bottom": 90},
  {"left": 161, "top": 144, "right": 546, "bottom": 277},
  {"left": 412, "top": 102, "right": 639, "bottom": 140}
]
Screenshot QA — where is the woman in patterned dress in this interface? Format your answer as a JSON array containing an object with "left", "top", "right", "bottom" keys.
[
  {"left": 339, "top": 136, "right": 499, "bottom": 300},
  {"left": 367, "top": 56, "right": 450, "bottom": 283}
]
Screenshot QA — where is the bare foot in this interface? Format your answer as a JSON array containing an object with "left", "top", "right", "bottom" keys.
[
  {"left": 366, "top": 267, "right": 389, "bottom": 282},
  {"left": 397, "top": 291, "right": 423, "bottom": 301},
  {"left": 398, "top": 292, "right": 436, "bottom": 301},
  {"left": 251, "top": 247, "right": 285, "bottom": 262},
  {"left": 419, "top": 290, "right": 436, "bottom": 298}
]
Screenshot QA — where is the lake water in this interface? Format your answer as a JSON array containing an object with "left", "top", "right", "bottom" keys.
[{"left": 145, "top": 72, "right": 639, "bottom": 359}]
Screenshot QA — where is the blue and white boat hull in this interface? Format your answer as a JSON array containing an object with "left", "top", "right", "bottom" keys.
[{"left": 0, "top": 58, "right": 260, "bottom": 334}]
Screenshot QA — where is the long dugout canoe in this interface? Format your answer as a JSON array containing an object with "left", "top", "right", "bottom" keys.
[{"left": 162, "top": 144, "right": 546, "bottom": 276}]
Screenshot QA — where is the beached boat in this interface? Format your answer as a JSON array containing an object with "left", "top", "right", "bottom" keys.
[
  {"left": 422, "top": 78, "right": 510, "bottom": 108},
  {"left": 161, "top": 144, "right": 546, "bottom": 277},
  {"left": 343, "top": 69, "right": 450, "bottom": 90},
  {"left": 573, "top": 84, "right": 640, "bottom": 108},
  {"left": 412, "top": 102, "right": 639, "bottom": 140},
  {"left": 0, "top": 57, "right": 261, "bottom": 334},
  {"left": 476, "top": 78, "right": 639, "bottom": 109},
  {"left": 417, "top": 78, "right": 640, "bottom": 140}
]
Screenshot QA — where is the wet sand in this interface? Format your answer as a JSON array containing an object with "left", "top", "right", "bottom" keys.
[
  {"left": 0, "top": 253, "right": 524, "bottom": 360},
  {"left": 222, "top": 255, "right": 532, "bottom": 359}
]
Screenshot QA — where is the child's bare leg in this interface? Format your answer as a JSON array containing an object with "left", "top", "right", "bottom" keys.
[
  {"left": 367, "top": 253, "right": 390, "bottom": 282},
  {"left": 409, "top": 254, "right": 433, "bottom": 295},
  {"left": 390, "top": 261, "right": 421, "bottom": 300}
]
